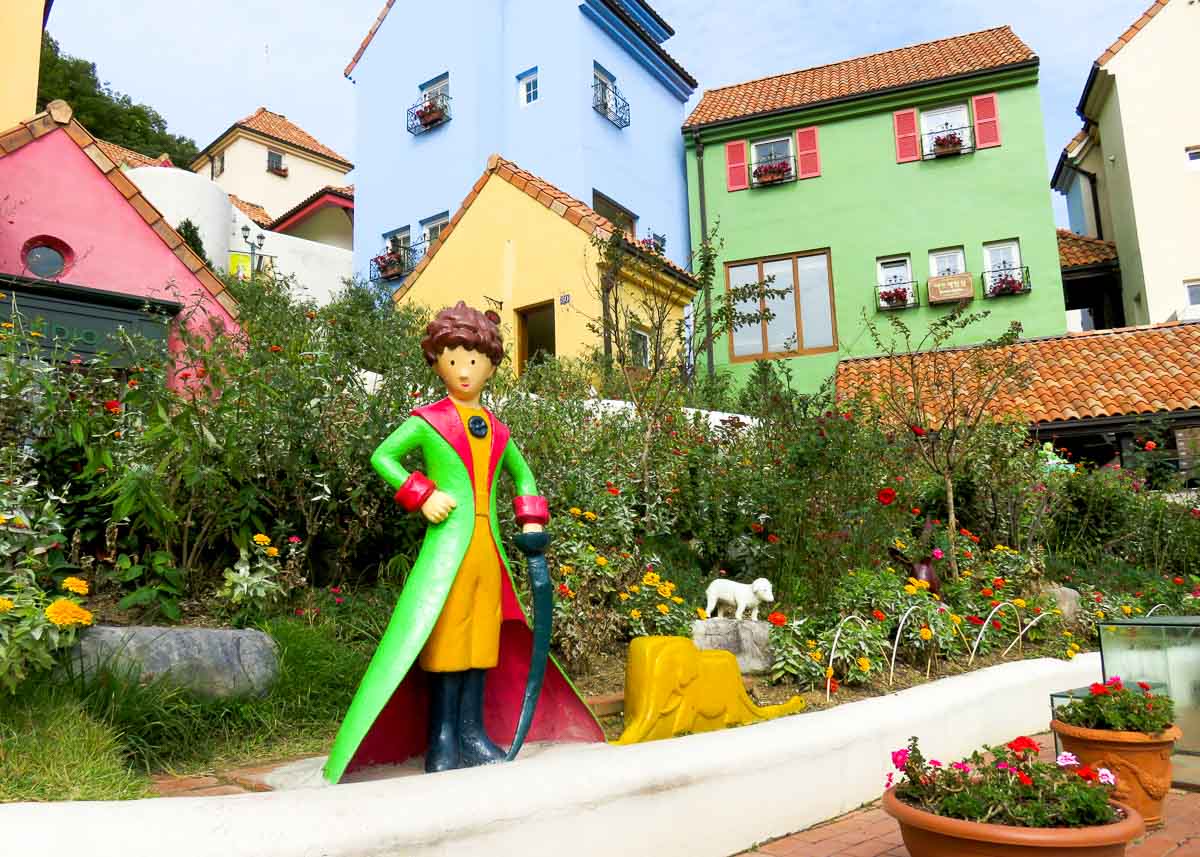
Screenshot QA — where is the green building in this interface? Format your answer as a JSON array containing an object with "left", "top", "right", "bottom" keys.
[{"left": 683, "top": 27, "right": 1065, "bottom": 390}]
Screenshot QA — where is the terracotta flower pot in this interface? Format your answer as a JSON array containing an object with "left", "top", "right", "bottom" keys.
[
  {"left": 1051, "top": 719, "right": 1181, "bottom": 827},
  {"left": 883, "top": 788, "right": 1144, "bottom": 857}
]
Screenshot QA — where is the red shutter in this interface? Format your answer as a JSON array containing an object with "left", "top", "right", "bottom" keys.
[
  {"left": 973, "top": 93, "right": 1001, "bottom": 149},
  {"left": 795, "top": 126, "right": 820, "bottom": 178},
  {"left": 893, "top": 109, "right": 920, "bottom": 163},
  {"left": 725, "top": 140, "right": 748, "bottom": 191}
]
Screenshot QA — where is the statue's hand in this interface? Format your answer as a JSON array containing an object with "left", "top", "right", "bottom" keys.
[
  {"left": 420, "top": 490, "right": 457, "bottom": 523},
  {"left": 521, "top": 523, "right": 544, "bottom": 534}
]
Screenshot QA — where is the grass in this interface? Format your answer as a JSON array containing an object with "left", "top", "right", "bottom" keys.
[{"left": 0, "top": 617, "right": 372, "bottom": 800}]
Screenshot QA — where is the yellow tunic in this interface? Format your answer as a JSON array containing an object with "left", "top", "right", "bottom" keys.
[{"left": 419, "top": 403, "right": 503, "bottom": 672}]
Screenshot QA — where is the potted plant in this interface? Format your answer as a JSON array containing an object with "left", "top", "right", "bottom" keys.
[
  {"left": 416, "top": 99, "right": 445, "bottom": 128},
  {"left": 1052, "top": 676, "right": 1180, "bottom": 827},
  {"left": 372, "top": 251, "right": 405, "bottom": 280},
  {"left": 878, "top": 284, "right": 914, "bottom": 309},
  {"left": 931, "top": 130, "right": 964, "bottom": 157},
  {"left": 884, "top": 735, "right": 1144, "bottom": 856},
  {"left": 988, "top": 272, "right": 1025, "bottom": 297},
  {"left": 752, "top": 160, "right": 792, "bottom": 184}
]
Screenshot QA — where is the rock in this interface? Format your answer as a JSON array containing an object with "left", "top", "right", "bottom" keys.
[
  {"left": 691, "top": 617, "right": 772, "bottom": 675},
  {"left": 65, "top": 625, "right": 279, "bottom": 699},
  {"left": 1048, "top": 586, "right": 1081, "bottom": 624}
]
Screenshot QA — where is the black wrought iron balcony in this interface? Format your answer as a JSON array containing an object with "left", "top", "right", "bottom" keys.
[
  {"left": 369, "top": 240, "right": 428, "bottom": 282},
  {"left": 750, "top": 156, "right": 796, "bottom": 187},
  {"left": 407, "top": 93, "right": 451, "bottom": 135},
  {"left": 982, "top": 266, "right": 1031, "bottom": 298},
  {"left": 876, "top": 280, "right": 920, "bottom": 310},
  {"left": 592, "top": 81, "right": 630, "bottom": 128},
  {"left": 922, "top": 125, "right": 975, "bottom": 159}
]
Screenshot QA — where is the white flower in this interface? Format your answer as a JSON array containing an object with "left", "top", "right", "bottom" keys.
[
  {"left": 1056, "top": 752, "right": 1079, "bottom": 767},
  {"left": 1098, "top": 768, "right": 1116, "bottom": 785}
]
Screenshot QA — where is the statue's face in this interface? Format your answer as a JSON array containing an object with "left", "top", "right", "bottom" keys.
[{"left": 435, "top": 346, "right": 495, "bottom": 402}]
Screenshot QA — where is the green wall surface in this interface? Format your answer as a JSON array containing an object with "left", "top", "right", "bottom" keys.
[{"left": 686, "top": 68, "right": 1065, "bottom": 393}]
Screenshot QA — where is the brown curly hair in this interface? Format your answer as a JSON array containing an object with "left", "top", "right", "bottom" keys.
[{"left": 420, "top": 301, "right": 504, "bottom": 366}]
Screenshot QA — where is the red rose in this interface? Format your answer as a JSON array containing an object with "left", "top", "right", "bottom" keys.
[
  {"left": 767, "top": 611, "right": 787, "bottom": 627},
  {"left": 1016, "top": 771, "right": 1033, "bottom": 786},
  {"left": 1007, "top": 736, "right": 1040, "bottom": 755},
  {"left": 872, "top": 609, "right": 886, "bottom": 621},
  {"left": 294, "top": 608, "right": 305, "bottom": 616},
  {"left": 877, "top": 488, "right": 897, "bottom": 506}
]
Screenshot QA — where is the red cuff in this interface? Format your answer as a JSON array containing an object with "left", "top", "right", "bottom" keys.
[
  {"left": 395, "top": 472, "right": 436, "bottom": 513},
  {"left": 513, "top": 495, "right": 549, "bottom": 526}
]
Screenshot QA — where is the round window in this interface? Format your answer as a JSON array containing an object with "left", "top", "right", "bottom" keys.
[{"left": 21, "top": 236, "right": 73, "bottom": 280}]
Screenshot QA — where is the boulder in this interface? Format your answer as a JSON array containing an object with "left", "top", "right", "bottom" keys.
[
  {"left": 1048, "top": 586, "right": 1082, "bottom": 624},
  {"left": 65, "top": 625, "right": 279, "bottom": 699},
  {"left": 691, "top": 617, "right": 772, "bottom": 675}
]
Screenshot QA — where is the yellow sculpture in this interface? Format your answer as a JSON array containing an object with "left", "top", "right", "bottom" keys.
[{"left": 615, "top": 636, "right": 805, "bottom": 745}]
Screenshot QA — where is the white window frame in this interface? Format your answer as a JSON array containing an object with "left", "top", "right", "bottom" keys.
[
  {"left": 1187, "top": 146, "right": 1200, "bottom": 172},
  {"left": 421, "top": 74, "right": 449, "bottom": 102},
  {"left": 519, "top": 72, "right": 538, "bottom": 107},
  {"left": 423, "top": 215, "right": 449, "bottom": 243},
  {"left": 876, "top": 255, "right": 913, "bottom": 287},
  {"left": 385, "top": 227, "right": 411, "bottom": 256},
  {"left": 921, "top": 103, "right": 970, "bottom": 156},
  {"left": 630, "top": 328, "right": 651, "bottom": 369},
  {"left": 751, "top": 135, "right": 793, "bottom": 169},
  {"left": 983, "top": 239, "right": 1022, "bottom": 274},
  {"left": 267, "top": 149, "right": 284, "bottom": 172},
  {"left": 1186, "top": 279, "right": 1200, "bottom": 306},
  {"left": 929, "top": 246, "right": 966, "bottom": 278},
  {"left": 210, "top": 152, "right": 225, "bottom": 179}
]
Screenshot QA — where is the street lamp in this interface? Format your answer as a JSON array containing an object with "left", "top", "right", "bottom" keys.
[{"left": 240, "top": 224, "right": 266, "bottom": 277}]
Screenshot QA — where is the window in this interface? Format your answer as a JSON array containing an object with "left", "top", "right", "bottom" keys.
[
  {"left": 877, "top": 255, "right": 912, "bottom": 287},
  {"left": 422, "top": 213, "right": 449, "bottom": 243},
  {"left": 517, "top": 67, "right": 538, "bottom": 106},
  {"left": 983, "top": 239, "right": 1021, "bottom": 285},
  {"left": 421, "top": 73, "right": 449, "bottom": 102},
  {"left": 267, "top": 150, "right": 286, "bottom": 176},
  {"left": 1188, "top": 147, "right": 1200, "bottom": 172},
  {"left": 25, "top": 243, "right": 66, "bottom": 278},
  {"left": 629, "top": 328, "right": 650, "bottom": 369},
  {"left": 385, "top": 227, "right": 411, "bottom": 256},
  {"left": 592, "top": 191, "right": 637, "bottom": 238},
  {"left": 210, "top": 152, "right": 225, "bottom": 179},
  {"left": 929, "top": 247, "right": 966, "bottom": 277},
  {"left": 726, "top": 251, "right": 835, "bottom": 360},
  {"left": 1187, "top": 279, "right": 1200, "bottom": 306},
  {"left": 921, "top": 104, "right": 970, "bottom": 156},
  {"left": 750, "top": 136, "right": 794, "bottom": 184},
  {"left": 593, "top": 63, "right": 616, "bottom": 111}
]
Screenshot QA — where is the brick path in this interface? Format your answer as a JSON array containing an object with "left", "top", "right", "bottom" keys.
[
  {"left": 734, "top": 735, "right": 1200, "bottom": 857},
  {"left": 151, "top": 759, "right": 318, "bottom": 797}
]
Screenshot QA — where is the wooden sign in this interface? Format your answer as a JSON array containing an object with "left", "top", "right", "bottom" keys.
[{"left": 927, "top": 273, "right": 975, "bottom": 304}]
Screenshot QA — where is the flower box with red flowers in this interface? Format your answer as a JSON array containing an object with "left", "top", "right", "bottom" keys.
[
  {"left": 371, "top": 252, "right": 408, "bottom": 280},
  {"left": 877, "top": 282, "right": 917, "bottom": 310},
  {"left": 931, "top": 131, "right": 964, "bottom": 157},
  {"left": 416, "top": 102, "right": 446, "bottom": 127},
  {"left": 751, "top": 159, "right": 793, "bottom": 186},
  {"left": 985, "top": 267, "right": 1031, "bottom": 298}
]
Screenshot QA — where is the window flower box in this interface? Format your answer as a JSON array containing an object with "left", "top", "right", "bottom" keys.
[
  {"left": 751, "top": 160, "right": 793, "bottom": 185},
  {"left": 416, "top": 103, "right": 445, "bottom": 127},
  {"left": 407, "top": 94, "right": 452, "bottom": 134},
  {"left": 983, "top": 267, "right": 1032, "bottom": 298},
  {"left": 931, "top": 131, "right": 964, "bottom": 157},
  {"left": 877, "top": 282, "right": 918, "bottom": 310},
  {"left": 267, "top": 165, "right": 289, "bottom": 177}
]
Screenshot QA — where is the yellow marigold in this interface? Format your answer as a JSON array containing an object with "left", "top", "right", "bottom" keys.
[
  {"left": 907, "top": 577, "right": 920, "bottom": 587},
  {"left": 628, "top": 585, "right": 639, "bottom": 593},
  {"left": 1121, "top": 605, "right": 1132, "bottom": 616},
  {"left": 1062, "top": 630, "right": 1073, "bottom": 638},
  {"left": 0, "top": 516, "right": 7, "bottom": 525},
  {"left": 1012, "top": 598, "right": 1026, "bottom": 609},
  {"left": 643, "top": 571, "right": 661, "bottom": 586},
  {"left": 1095, "top": 610, "right": 1105, "bottom": 619},
  {"left": 696, "top": 607, "right": 708, "bottom": 620},
  {"left": 560, "top": 566, "right": 574, "bottom": 576},
  {"left": 1052, "top": 608, "right": 1063, "bottom": 615},
  {"left": 962, "top": 570, "right": 973, "bottom": 578},
  {"left": 894, "top": 540, "right": 907, "bottom": 550},
  {"left": 919, "top": 627, "right": 933, "bottom": 641},
  {"left": 857, "top": 657, "right": 871, "bottom": 672},
  {"left": 61, "top": 577, "right": 89, "bottom": 596},
  {"left": 1070, "top": 642, "right": 1081, "bottom": 652},
  {"left": 583, "top": 511, "right": 597, "bottom": 521},
  {"left": 253, "top": 533, "right": 271, "bottom": 546},
  {"left": 265, "top": 546, "right": 280, "bottom": 558},
  {"left": 903, "top": 584, "right": 917, "bottom": 595},
  {"left": 630, "top": 609, "right": 642, "bottom": 619},
  {"left": 619, "top": 592, "right": 630, "bottom": 601},
  {"left": 656, "top": 603, "right": 669, "bottom": 615},
  {"left": 0, "top": 596, "right": 14, "bottom": 613},
  {"left": 671, "top": 596, "right": 683, "bottom": 604},
  {"left": 809, "top": 650, "right": 823, "bottom": 662},
  {"left": 949, "top": 614, "right": 962, "bottom": 625},
  {"left": 29, "top": 330, "right": 44, "bottom": 338},
  {"left": 1066, "top": 649, "right": 1076, "bottom": 660},
  {"left": 656, "top": 584, "right": 672, "bottom": 598},
  {"left": 45, "top": 598, "right": 93, "bottom": 628},
  {"left": 931, "top": 593, "right": 941, "bottom": 601},
  {"left": 806, "top": 639, "right": 816, "bottom": 648},
  {"left": 569, "top": 507, "right": 582, "bottom": 517},
  {"left": 595, "top": 556, "right": 608, "bottom": 567},
  {"left": 825, "top": 667, "right": 834, "bottom": 679}
]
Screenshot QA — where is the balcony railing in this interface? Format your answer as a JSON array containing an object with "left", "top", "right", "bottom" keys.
[
  {"left": 922, "top": 125, "right": 975, "bottom": 159},
  {"left": 750, "top": 156, "right": 796, "bottom": 187},
  {"left": 407, "top": 93, "right": 452, "bottom": 135},
  {"left": 370, "top": 240, "right": 428, "bottom": 282},
  {"left": 592, "top": 81, "right": 630, "bottom": 128},
  {"left": 982, "top": 266, "right": 1031, "bottom": 298},
  {"left": 876, "top": 280, "right": 920, "bottom": 310}
]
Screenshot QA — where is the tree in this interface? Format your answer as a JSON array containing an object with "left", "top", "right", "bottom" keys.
[
  {"left": 175, "top": 219, "right": 211, "bottom": 269},
  {"left": 863, "top": 307, "right": 1029, "bottom": 576},
  {"left": 37, "top": 33, "right": 199, "bottom": 166}
]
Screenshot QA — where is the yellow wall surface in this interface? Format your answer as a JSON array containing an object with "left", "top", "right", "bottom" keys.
[
  {"left": 0, "top": 1, "right": 44, "bottom": 130},
  {"left": 397, "top": 177, "right": 691, "bottom": 370}
]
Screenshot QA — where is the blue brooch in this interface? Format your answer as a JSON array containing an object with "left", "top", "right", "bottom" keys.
[{"left": 467, "top": 415, "right": 488, "bottom": 438}]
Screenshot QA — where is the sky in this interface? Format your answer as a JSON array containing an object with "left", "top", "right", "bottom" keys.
[{"left": 46, "top": 0, "right": 1151, "bottom": 226}]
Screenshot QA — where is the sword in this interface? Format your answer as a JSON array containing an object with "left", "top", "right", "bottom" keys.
[{"left": 506, "top": 530, "right": 551, "bottom": 761}]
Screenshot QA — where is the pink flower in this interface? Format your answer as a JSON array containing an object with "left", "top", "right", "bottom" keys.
[
  {"left": 335, "top": 596, "right": 344, "bottom": 605},
  {"left": 288, "top": 535, "right": 302, "bottom": 544},
  {"left": 929, "top": 759, "right": 942, "bottom": 768},
  {"left": 951, "top": 762, "right": 971, "bottom": 773},
  {"left": 884, "top": 772, "right": 894, "bottom": 789},
  {"left": 891, "top": 748, "right": 910, "bottom": 770},
  {"left": 1098, "top": 768, "right": 1115, "bottom": 785},
  {"left": 1056, "top": 752, "right": 1079, "bottom": 767},
  {"left": 996, "top": 762, "right": 1012, "bottom": 771},
  {"left": 932, "top": 548, "right": 944, "bottom": 560}
]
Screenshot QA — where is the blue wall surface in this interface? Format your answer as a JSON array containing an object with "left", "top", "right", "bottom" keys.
[{"left": 351, "top": 0, "right": 695, "bottom": 279}]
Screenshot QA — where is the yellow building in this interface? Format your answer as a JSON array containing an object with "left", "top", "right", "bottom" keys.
[
  {"left": 0, "top": 0, "right": 52, "bottom": 130},
  {"left": 393, "top": 155, "right": 697, "bottom": 374}
]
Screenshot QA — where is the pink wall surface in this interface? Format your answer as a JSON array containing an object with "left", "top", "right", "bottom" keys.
[{"left": 0, "top": 129, "right": 237, "bottom": 334}]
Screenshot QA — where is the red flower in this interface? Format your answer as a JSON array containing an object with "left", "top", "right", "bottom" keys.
[
  {"left": 335, "top": 596, "right": 345, "bottom": 605},
  {"left": 69, "top": 357, "right": 82, "bottom": 365},
  {"left": 1174, "top": 577, "right": 1185, "bottom": 585},
  {"left": 1016, "top": 771, "right": 1033, "bottom": 786},
  {"left": 767, "top": 611, "right": 787, "bottom": 627},
  {"left": 607, "top": 486, "right": 620, "bottom": 496},
  {"left": 1076, "top": 765, "right": 1098, "bottom": 782},
  {"left": 877, "top": 488, "right": 897, "bottom": 506},
  {"left": 1144, "top": 441, "right": 1157, "bottom": 451},
  {"left": 872, "top": 609, "right": 887, "bottom": 622},
  {"left": 993, "top": 577, "right": 1005, "bottom": 588},
  {"left": 909, "top": 425, "right": 927, "bottom": 437},
  {"left": 992, "top": 620, "right": 1002, "bottom": 630},
  {"left": 967, "top": 615, "right": 984, "bottom": 625},
  {"left": 910, "top": 507, "right": 921, "bottom": 515},
  {"left": 558, "top": 583, "right": 572, "bottom": 597},
  {"left": 750, "top": 522, "right": 764, "bottom": 533},
  {"left": 980, "top": 588, "right": 994, "bottom": 597},
  {"left": 329, "top": 586, "right": 342, "bottom": 595},
  {"left": 1089, "top": 682, "right": 1111, "bottom": 696},
  {"left": 269, "top": 344, "right": 283, "bottom": 353},
  {"left": 766, "top": 533, "right": 780, "bottom": 544},
  {"left": 128, "top": 378, "right": 138, "bottom": 388},
  {"left": 288, "top": 536, "right": 302, "bottom": 544},
  {"left": 1138, "top": 681, "right": 1152, "bottom": 691},
  {"left": 827, "top": 676, "right": 840, "bottom": 693},
  {"left": 1192, "top": 508, "right": 1200, "bottom": 519},
  {"left": 963, "top": 550, "right": 973, "bottom": 559},
  {"left": 103, "top": 400, "right": 121, "bottom": 414},
  {"left": 989, "top": 600, "right": 1000, "bottom": 608},
  {"left": 294, "top": 608, "right": 305, "bottom": 616},
  {"left": 1007, "top": 736, "right": 1040, "bottom": 755}
]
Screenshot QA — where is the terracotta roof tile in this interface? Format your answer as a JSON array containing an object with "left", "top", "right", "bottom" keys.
[
  {"left": 396, "top": 154, "right": 696, "bottom": 299},
  {"left": 835, "top": 321, "right": 1200, "bottom": 426},
  {"left": 234, "top": 107, "right": 351, "bottom": 166},
  {"left": 95, "top": 138, "right": 173, "bottom": 169},
  {"left": 228, "top": 194, "right": 273, "bottom": 228},
  {"left": 1058, "top": 229, "right": 1118, "bottom": 269},
  {"left": 684, "top": 26, "right": 1036, "bottom": 128},
  {"left": 1096, "top": 0, "right": 1168, "bottom": 66}
]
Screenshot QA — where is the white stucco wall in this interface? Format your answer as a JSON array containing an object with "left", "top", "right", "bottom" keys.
[
  {"left": 280, "top": 204, "right": 353, "bottom": 251},
  {"left": 232, "top": 208, "right": 351, "bottom": 305},
  {"left": 207, "top": 135, "right": 349, "bottom": 221},
  {"left": 1102, "top": 0, "right": 1200, "bottom": 323},
  {"left": 127, "top": 166, "right": 233, "bottom": 265}
]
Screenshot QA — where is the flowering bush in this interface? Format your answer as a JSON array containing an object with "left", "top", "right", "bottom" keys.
[
  {"left": 616, "top": 567, "right": 696, "bottom": 637},
  {"left": 217, "top": 533, "right": 306, "bottom": 624},
  {"left": 890, "top": 735, "right": 1118, "bottom": 828},
  {"left": 1056, "top": 676, "right": 1175, "bottom": 735}
]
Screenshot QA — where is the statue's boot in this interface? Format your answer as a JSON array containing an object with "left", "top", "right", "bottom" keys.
[
  {"left": 459, "top": 668, "right": 506, "bottom": 766},
  {"left": 424, "top": 671, "right": 463, "bottom": 773}
]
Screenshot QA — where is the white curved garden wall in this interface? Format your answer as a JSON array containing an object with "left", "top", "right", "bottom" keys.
[{"left": 5, "top": 654, "right": 1100, "bottom": 857}]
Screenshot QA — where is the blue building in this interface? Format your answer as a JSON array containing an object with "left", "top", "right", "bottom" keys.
[{"left": 345, "top": 0, "right": 697, "bottom": 281}]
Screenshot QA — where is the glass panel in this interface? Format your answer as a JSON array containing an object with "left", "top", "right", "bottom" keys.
[
  {"left": 26, "top": 245, "right": 65, "bottom": 278},
  {"left": 797, "top": 254, "right": 834, "bottom": 350},
  {"left": 879, "top": 259, "right": 910, "bottom": 286},
  {"left": 930, "top": 249, "right": 965, "bottom": 276},
  {"left": 753, "top": 138, "right": 790, "bottom": 165},
  {"left": 921, "top": 105, "right": 970, "bottom": 154},
  {"left": 763, "top": 259, "right": 797, "bottom": 353},
  {"left": 1188, "top": 282, "right": 1200, "bottom": 306},
  {"left": 986, "top": 242, "right": 1019, "bottom": 271},
  {"left": 729, "top": 263, "right": 763, "bottom": 357}
]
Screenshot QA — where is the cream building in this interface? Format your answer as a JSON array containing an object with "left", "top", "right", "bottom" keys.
[
  {"left": 1053, "top": 0, "right": 1200, "bottom": 324},
  {"left": 0, "top": 0, "right": 50, "bottom": 130}
]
